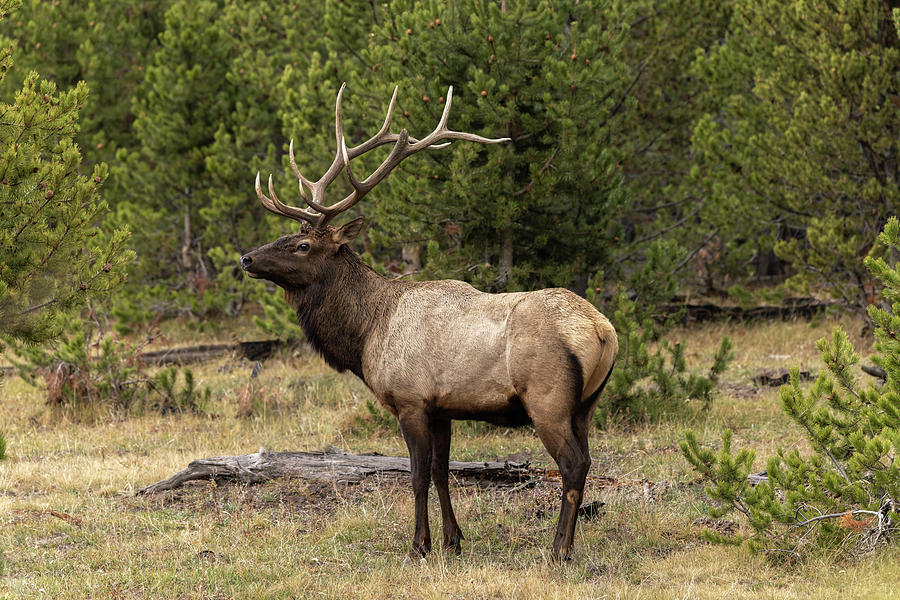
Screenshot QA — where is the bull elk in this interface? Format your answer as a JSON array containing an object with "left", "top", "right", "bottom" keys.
[{"left": 240, "top": 84, "right": 617, "bottom": 561}]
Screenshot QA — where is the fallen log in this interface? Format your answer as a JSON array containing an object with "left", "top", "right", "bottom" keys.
[
  {"left": 861, "top": 364, "right": 887, "bottom": 382},
  {"left": 752, "top": 368, "right": 815, "bottom": 387},
  {"left": 140, "top": 339, "right": 297, "bottom": 366},
  {"left": 137, "top": 446, "right": 534, "bottom": 494},
  {"left": 659, "top": 297, "right": 837, "bottom": 323}
]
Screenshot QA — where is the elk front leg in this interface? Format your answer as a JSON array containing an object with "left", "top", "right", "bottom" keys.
[
  {"left": 431, "top": 417, "right": 463, "bottom": 553},
  {"left": 399, "top": 410, "right": 433, "bottom": 558}
]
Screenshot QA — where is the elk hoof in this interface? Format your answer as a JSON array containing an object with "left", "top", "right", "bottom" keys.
[
  {"left": 444, "top": 533, "right": 463, "bottom": 554},
  {"left": 408, "top": 540, "right": 431, "bottom": 560},
  {"left": 402, "top": 554, "right": 428, "bottom": 566},
  {"left": 549, "top": 548, "right": 574, "bottom": 563}
]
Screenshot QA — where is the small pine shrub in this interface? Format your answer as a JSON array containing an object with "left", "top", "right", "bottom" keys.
[
  {"left": 351, "top": 397, "right": 400, "bottom": 437},
  {"left": 9, "top": 319, "right": 210, "bottom": 419},
  {"left": 145, "top": 366, "right": 211, "bottom": 414},
  {"left": 249, "top": 277, "right": 304, "bottom": 341},
  {"left": 682, "top": 217, "right": 900, "bottom": 558},
  {"left": 588, "top": 239, "right": 734, "bottom": 423}
]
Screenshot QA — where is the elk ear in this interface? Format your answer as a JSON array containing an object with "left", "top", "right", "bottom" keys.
[{"left": 331, "top": 217, "right": 365, "bottom": 246}]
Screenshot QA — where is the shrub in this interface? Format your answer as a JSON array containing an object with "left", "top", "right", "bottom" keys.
[
  {"left": 588, "top": 239, "right": 733, "bottom": 423},
  {"left": 682, "top": 217, "right": 900, "bottom": 558},
  {"left": 0, "top": 0, "right": 132, "bottom": 348},
  {"left": 350, "top": 397, "right": 401, "bottom": 438},
  {"left": 10, "top": 318, "right": 209, "bottom": 419}
]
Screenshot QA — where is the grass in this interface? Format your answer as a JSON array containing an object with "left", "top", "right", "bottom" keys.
[{"left": 2, "top": 313, "right": 898, "bottom": 599}]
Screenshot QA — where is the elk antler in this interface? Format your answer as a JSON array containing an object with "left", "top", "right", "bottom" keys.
[{"left": 256, "top": 83, "right": 510, "bottom": 230}]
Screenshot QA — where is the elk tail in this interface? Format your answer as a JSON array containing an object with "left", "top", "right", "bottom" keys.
[{"left": 582, "top": 317, "right": 618, "bottom": 402}]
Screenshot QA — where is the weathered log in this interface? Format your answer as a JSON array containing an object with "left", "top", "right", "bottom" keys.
[
  {"left": 137, "top": 446, "right": 534, "bottom": 495},
  {"left": 861, "top": 364, "right": 887, "bottom": 381},
  {"left": 140, "top": 339, "right": 297, "bottom": 366},
  {"left": 659, "top": 297, "right": 837, "bottom": 323},
  {"left": 752, "top": 368, "right": 815, "bottom": 387}
]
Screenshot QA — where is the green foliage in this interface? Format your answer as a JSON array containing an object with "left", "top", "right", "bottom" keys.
[
  {"left": 108, "top": 0, "right": 314, "bottom": 323},
  {"left": 0, "top": 1, "right": 169, "bottom": 169},
  {"left": 355, "top": 0, "right": 631, "bottom": 291},
  {"left": 352, "top": 397, "right": 401, "bottom": 438},
  {"left": 149, "top": 365, "right": 211, "bottom": 414},
  {"left": 690, "top": 0, "right": 900, "bottom": 307},
  {"left": 616, "top": 0, "right": 733, "bottom": 281},
  {"left": 0, "top": 0, "right": 131, "bottom": 346},
  {"left": 9, "top": 0, "right": 897, "bottom": 339},
  {"left": 0, "top": 429, "right": 6, "bottom": 460},
  {"left": 683, "top": 218, "right": 900, "bottom": 558},
  {"left": 587, "top": 239, "right": 733, "bottom": 423},
  {"left": 251, "top": 282, "right": 304, "bottom": 342},
  {"left": 0, "top": 0, "right": 742, "bottom": 333},
  {"left": 10, "top": 320, "right": 209, "bottom": 419}
]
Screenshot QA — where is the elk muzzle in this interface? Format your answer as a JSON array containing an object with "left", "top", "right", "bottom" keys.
[{"left": 240, "top": 252, "right": 261, "bottom": 277}]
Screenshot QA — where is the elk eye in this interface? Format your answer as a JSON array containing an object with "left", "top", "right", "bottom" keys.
[{"left": 297, "top": 242, "right": 310, "bottom": 252}]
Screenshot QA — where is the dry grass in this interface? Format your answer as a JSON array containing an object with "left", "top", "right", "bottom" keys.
[{"left": 2, "top": 313, "right": 898, "bottom": 599}]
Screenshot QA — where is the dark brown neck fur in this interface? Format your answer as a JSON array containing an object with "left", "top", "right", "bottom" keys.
[{"left": 283, "top": 245, "right": 406, "bottom": 379}]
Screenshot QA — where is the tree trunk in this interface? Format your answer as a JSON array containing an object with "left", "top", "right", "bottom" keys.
[
  {"left": 181, "top": 206, "right": 193, "bottom": 271},
  {"left": 495, "top": 229, "right": 514, "bottom": 291},
  {"left": 401, "top": 243, "right": 422, "bottom": 275}
]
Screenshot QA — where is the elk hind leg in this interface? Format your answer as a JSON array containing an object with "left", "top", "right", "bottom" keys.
[
  {"left": 527, "top": 395, "right": 592, "bottom": 560},
  {"left": 550, "top": 425, "right": 591, "bottom": 561},
  {"left": 431, "top": 417, "right": 463, "bottom": 553}
]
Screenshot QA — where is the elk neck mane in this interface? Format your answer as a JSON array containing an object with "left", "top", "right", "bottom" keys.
[{"left": 282, "top": 244, "right": 406, "bottom": 379}]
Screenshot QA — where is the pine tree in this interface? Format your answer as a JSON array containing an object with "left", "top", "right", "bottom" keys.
[
  {"left": 0, "top": 0, "right": 169, "bottom": 168},
  {"left": 0, "top": 0, "right": 131, "bottom": 347},
  {"left": 110, "top": 0, "right": 309, "bottom": 321},
  {"left": 615, "top": 0, "right": 733, "bottom": 278},
  {"left": 690, "top": 0, "right": 900, "bottom": 308},
  {"left": 369, "top": 0, "right": 635, "bottom": 292},
  {"left": 587, "top": 239, "right": 733, "bottom": 423},
  {"left": 682, "top": 217, "right": 900, "bottom": 557}
]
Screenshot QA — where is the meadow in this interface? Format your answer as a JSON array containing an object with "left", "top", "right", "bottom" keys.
[{"left": 3, "top": 314, "right": 900, "bottom": 599}]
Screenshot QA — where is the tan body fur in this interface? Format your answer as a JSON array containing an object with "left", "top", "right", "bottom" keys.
[{"left": 366, "top": 282, "right": 616, "bottom": 424}]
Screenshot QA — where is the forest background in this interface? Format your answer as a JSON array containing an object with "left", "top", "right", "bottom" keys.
[{"left": 4, "top": 0, "right": 899, "bottom": 340}]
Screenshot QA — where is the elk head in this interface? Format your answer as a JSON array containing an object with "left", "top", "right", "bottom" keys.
[{"left": 240, "top": 84, "right": 509, "bottom": 286}]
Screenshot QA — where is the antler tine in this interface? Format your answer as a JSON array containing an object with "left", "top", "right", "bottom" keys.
[
  {"left": 256, "top": 172, "right": 323, "bottom": 227},
  {"left": 288, "top": 140, "right": 312, "bottom": 202},
  {"left": 413, "top": 85, "right": 511, "bottom": 150},
  {"left": 334, "top": 82, "right": 347, "bottom": 151},
  {"left": 338, "top": 128, "right": 410, "bottom": 204},
  {"left": 435, "top": 85, "right": 454, "bottom": 133}
]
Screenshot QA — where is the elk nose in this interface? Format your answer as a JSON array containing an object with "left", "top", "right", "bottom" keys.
[{"left": 240, "top": 254, "right": 253, "bottom": 269}]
